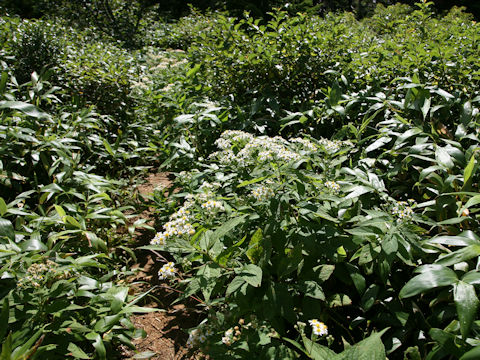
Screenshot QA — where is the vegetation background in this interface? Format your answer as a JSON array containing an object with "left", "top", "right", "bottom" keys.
[{"left": 1, "top": 0, "right": 480, "bottom": 359}]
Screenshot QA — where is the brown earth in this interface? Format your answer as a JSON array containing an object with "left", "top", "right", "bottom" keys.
[{"left": 121, "top": 172, "right": 205, "bottom": 360}]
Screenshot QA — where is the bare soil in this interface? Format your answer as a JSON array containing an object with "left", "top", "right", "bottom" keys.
[{"left": 121, "top": 172, "right": 205, "bottom": 360}]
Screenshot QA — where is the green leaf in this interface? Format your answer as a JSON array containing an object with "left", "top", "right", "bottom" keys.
[
  {"left": 334, "top": 329, "right": 388, "bottom": 360},
  {"left": 302, "top": 335, "right": 337, "bottom": 359},
  {"left": 463, "top": 155, "right": 476, "bottom": 189},
  {"left": 435, "top": 146, "right": 454, "bottom": 169},
  {"left": 436, "top": 245, "right": 480, "bottom": 267},
  {"left": 460, "top": 346, "right": 480, "bottom": 360},
  {"left": 399, "top": 266, "right": 458, "bottom": 298},
  {"left": 463, "top": 195, "right": 480, "bottom": 211},
  {"left": 102, "top": 139, "right": 115, "bottom": 156},
  {"left": 246, "top": 228, "right": 263, "bottom": 264},
  {"left": 344, "top": 186, "right": 373, "bottom": 200},
  {"left": 1, "top": 333, "right": 13, "bottom": 359},
  {"left": 91, "top": 334, "right": 106, "bottom": 360},
  {"left": 237, "top": 176, "right": 269, "bottom": 188},
  {"left": 54, "top": 205, "right": 66, "bottom": 218},
  {"left": 11, "top": 329, "right": 43, "bottom": 360},
  {"left": 0, "top": 101, "right": 50, "bottom": 119},
  {"left": 298, "top": 281, "right": 325, "bottom": 300},
  {"left": 454, "top": 281, "right": 479, "bottom": 339},
  {"left": 0, "top": 218, "right": 15, "bottom": 242},
  {"left": 67, "top": 342, "right": 91, "bottom": 359},
  {"left": 239, "top": 264, "right": 262, "bottom": 288},
  {"left": 209, "top": 215, "right": 247, "bottom": 247},
  {"left": 94, "top": 314, "right": 122, "bottom": 333},
  {"left": 0, "top": 198, "right": 7, "bottom": 217}
]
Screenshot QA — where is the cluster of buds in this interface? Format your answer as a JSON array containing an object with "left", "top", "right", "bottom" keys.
[
  {"left": 17, "top": 260, "right": 69, "bottom": 288},
  {"left": 187, "top": 326, "right": 214, "bottom": 348},
  {"left": 158, "top": 262, "right": 177, "bottom": 280}
]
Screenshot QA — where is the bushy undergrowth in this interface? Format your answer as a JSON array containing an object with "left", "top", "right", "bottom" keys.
[
  {"left": 140, "top": 2, "right": 480, "bottom": 360},
  {"left": 2, "top": 1, "right": 480, "bottom": 359}
]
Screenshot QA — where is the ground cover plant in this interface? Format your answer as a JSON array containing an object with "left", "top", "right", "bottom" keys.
[{"left": 2, "top": 0, "right": 480, "bottom": 359}]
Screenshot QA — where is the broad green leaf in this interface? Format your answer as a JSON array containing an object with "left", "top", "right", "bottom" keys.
[
  {"left": 1, "top": 333, "right": 13, "bottom": 359},
  {"left": 460, "top": 346, "right": 480, "bottom": 360},
  {"left": 463, "top": 155, "right": 476, "bottom": 189},
  {"left": 54, "top": 205, "right": 66, "bottom": 218},
  {"left": 0, "top": 198, "right": 7, "bottom": 217},
  {"left": 92, "top": 333, "right": 106, "bottom": 360},
  {"left": 0, "top": 218, "right": 15, "bottom": 242},
  {"left": 67, "top": 342, "right": 91, "bottom": 359},
  {"left": 334, "top": 329, "right": 388, "bottom": 360},
  {"left": 209, "top": 215, "right": 247, "bottom": 246},
  {"left": 94, "top": 314, "right": 122, "bottom": 333},
  {"left": 302, "top": 335, "right": 337, "bottom": 359},
  {"left": 0, "top": 100, "right": 50, "bottom": 119},
  {"left": 365, "top": 137, "right": 391, "bottom": 153},
  {"left": 345, "top": 186, "right": 373, "bottom": 200},
  {"left": 454, "top": 281, "right": 479, "bottom": 339},
  {"left": 399, "top": 266, "right": 458, "bottom": 298},
  {"left": 246, "top": 228, "right": 263, "bottom": 264},
  {"left": 298, "top": 281, "right": 325, "bottom": 300},
  {"left": 239, "top": 264, "right": 262, "bottom": 288},
  {"left": 435, "top": 146, "right": 454, "bottom": 169},
  {"left": 436, "top": 245, "right": 480, "bottom": 267},
  {"left": 463, "top": 195, "right": 480, "bottom": 211}
]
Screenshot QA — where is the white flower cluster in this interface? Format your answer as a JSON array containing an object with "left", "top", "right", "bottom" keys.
[
  {"left": 251, "top": 185, "right": 274, "bottom": 202},
  {"left": 201, "top": 200, "right": 225, "bottom": 214},
  {"left": 290, "top": 137, "right": 318, "bottom": 152},
  {"left": 308, "top": 319, "right": 328, "bottom": 336},
  {"left": 213, "top": 132, "right": 303, "bottom": 167},
  {"left": 221, "top": 130, "right": 254, "bottom": 143},
  {"left": 187, "top": 327, "right": 214, "bottom": 348},
  {"left": 158, "top": 262, "right": 177, "bottom": 280},
  {"left": 324, "top": 180, "right": 341, "bottom": 193},
  {"left": 391, "top": 200, "right": 415, "bottom": 221},
  {"left": 318, "top": 138, "right": 353, "bottom": 153},
  {"left": 151, "top": 205, "right": 195, "bottom": 245}
]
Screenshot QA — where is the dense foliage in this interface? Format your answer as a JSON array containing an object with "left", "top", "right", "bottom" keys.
[{"left": 2, "top": 0, "right": 480, "bottom": 359}]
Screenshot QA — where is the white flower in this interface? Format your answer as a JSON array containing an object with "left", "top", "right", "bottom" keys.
[
  {"left": 251, "top": 185, "right": 274, "bottom": 202},
  {"left": 324, "top": 180, "right": 341, "bottom": 193},
  {"left": 201, "top": 200, "right": 225, "bottom": 213},
  {"left": 158, "top": 262, "right": 177, "bottom": 280},
  {"left": 308, "top": 319, "right": 328, "bottom": 336}
]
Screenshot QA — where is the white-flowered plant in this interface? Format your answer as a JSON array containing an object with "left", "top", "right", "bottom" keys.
[
  {"left": 308, "top": 319, "right": 328, "bottom": 336},
  {"left": 158, "top": 262, "right": 177, "bottom": 280},
  {"left": 151, "top": 204, "right": 195, "bottom": 245},
  {"left": 251, "top": 184, "right": 274, "bottom": 202},
  {"left": 324, "top": 180, "right": 341, "bottom": 193},
  {"left": 201, "top": 200, "right": 225, "bottom": 213},
  {"left": 391, "top": 200, "right": 415, "bottom": 221}
]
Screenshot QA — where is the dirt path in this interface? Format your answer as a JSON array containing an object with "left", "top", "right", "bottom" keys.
[{"left": 121, "top": 173, "right": 204, "bottom": 360}]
